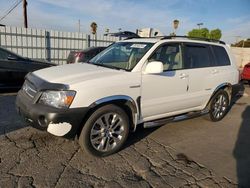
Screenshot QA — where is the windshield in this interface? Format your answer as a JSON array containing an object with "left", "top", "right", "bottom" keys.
[{"left": 89, "top": 42, "right": 154, "bottom": 71}]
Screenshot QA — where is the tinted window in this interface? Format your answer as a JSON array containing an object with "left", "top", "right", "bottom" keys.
[
  {"left": 212, "top": 46, "right": 230, "bottom": 66},
  {"left": 184, "top": 44, "right": 211, "bottom": 69},
  {"left": 149, "top": 43, "right": 183, "bottom": 71},
  {"left": 0, "top": 49, "right": 9, "bottom": 60}
]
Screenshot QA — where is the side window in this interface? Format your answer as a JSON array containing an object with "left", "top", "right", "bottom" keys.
[
  {"left": 149, "top": 43, "right": 183, "bottom": 71},
  {"left": 0, "top": 49, "right": 9, "bottom": 60},
  {"left": 184, "top": 44, "right": 211, "bottom": 69},
  {"left": 212, "top": 46, "right": 231, "bottom": 66}
]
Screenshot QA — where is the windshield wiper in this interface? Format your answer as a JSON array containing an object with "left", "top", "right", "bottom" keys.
[{"left": 91, "top": 63, "right": 124, "bottom": 71}]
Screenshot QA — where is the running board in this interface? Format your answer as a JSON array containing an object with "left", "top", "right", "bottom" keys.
[{"left": 143, "top": 109, "right": 209, "bottom": 129}]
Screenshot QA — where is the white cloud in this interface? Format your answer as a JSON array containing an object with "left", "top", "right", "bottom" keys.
[
  {"left": 0, "top": 0, "right": 198, "bottom": 35},
  {"left": 0, "top": 0, "right": 249, "bottom": 44},
  {"left": 222, "top": 21, "right": 250, "bottom": 44}
]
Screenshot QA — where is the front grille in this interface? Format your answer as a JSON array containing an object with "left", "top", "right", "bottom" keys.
[{"left": 22, "top": 80, "right": 37, "bottom": 98}]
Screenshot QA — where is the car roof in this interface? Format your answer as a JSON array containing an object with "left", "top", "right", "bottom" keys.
[{"left": 120, "top": 36, "right": 226, "bottom": 47}]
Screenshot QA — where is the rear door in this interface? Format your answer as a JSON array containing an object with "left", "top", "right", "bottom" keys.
[{"left": 183, "top": 43, "right": 218, "bottom": 108}]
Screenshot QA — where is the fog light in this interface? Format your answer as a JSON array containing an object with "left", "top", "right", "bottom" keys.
[{"left": 38, "top": 115, "right": 48, "bottom": 127}]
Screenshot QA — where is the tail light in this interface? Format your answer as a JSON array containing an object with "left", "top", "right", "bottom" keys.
[
  {"left": 74, "top": 52, "right": 84, "bottom": 58},
  {"left": 238, "top": 69, "right": 241, "bottom": 82},
  {"left": 78, "top": 52, "right": 84, "bottom": 58},
  {"left": 74, "top": 52, "right": 79, "bottom": 57},
  {"left": 74, "top": 52, "right": 84, "bottom": 62}
]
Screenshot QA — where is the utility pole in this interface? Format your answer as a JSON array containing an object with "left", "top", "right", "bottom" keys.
[
  {"left": 23, "top": 0, "right": 28, "bottom": 28},
  {"left": 78, "top": 19, "right": 80, "bottom": 32},
  {"left": 197, "top": 23, "right": 203, "bottom": 29}
]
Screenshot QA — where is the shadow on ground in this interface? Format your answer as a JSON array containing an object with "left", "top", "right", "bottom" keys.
[
  {"left": 0, "top": 93, "right": 27, "bottom": 136},
  {"left": 234, "top": 105, "right": 250, "bottom": 187}
]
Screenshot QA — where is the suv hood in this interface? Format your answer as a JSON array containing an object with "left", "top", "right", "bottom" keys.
[{"left": 33, "top": 63, "right": 124, "bottom": 85}]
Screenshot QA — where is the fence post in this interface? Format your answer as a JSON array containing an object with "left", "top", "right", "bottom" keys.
[
  {"left": 86, "top": 34, "right": 90, "bottom": 48},
  {"left": 45, "top": 30, "right": 51, "bottom": 62}
]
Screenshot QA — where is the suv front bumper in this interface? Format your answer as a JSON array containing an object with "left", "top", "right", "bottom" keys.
[{"left": 16, "top": 90, "right": 89, "bottom": 138}]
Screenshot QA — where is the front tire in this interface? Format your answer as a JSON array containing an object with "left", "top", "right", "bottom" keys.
[
  {"left": 208, "top": 90, "right": 230, "bottom": 122},
  {"left": 79, "top": 104, "right": 129, "bottom": 157}
]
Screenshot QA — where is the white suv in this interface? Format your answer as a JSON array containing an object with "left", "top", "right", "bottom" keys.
[{"left": 16, "top": 36, "right": 240, "bottom": 156}]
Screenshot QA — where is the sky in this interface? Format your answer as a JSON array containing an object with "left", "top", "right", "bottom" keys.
[{"left": 0, "top": 0, "right": 249, "bottom": 44}]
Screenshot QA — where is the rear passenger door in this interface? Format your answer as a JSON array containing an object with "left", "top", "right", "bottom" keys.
[{"left": 183, "top": 43, "right": 216, "bottom": 108}]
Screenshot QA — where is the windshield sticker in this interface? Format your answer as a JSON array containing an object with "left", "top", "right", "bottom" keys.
[{"left": 130, "top": 44, "right": 147, "bottom": 49}]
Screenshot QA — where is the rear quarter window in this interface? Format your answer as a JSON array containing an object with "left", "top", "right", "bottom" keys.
[{"left": 212, "top": 46, "right": 231, "bottom": 66}]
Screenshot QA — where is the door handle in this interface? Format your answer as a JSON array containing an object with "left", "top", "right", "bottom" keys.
[
  {"left": 211, "top": 69, "right": 219, "bottom": 74},
  {"left": 179, "top": 73, "right": 188, "bottom": 79}
]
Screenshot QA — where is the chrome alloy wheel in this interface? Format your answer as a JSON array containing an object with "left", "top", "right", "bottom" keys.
[
  {"left": 90, "top": 113, "right": 125, "bottom": 152},
  {"left": 212, "top": 94, "right": 228, "bottom": 119}
]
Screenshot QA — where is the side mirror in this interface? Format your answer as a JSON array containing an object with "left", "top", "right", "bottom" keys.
[
  {"left": 7, "top": 55, "right": 17, "bottom": 61},
  {"left": 144, "top": 61, "right": 163, "bottom": 74}
]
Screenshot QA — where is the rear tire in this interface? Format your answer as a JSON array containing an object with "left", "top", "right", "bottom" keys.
[
  {"left": 207, "top": 90, "right": 230, "bottom": 122},
  {"left": 79, "top": 104, "right": 129, "bottom": 157}
]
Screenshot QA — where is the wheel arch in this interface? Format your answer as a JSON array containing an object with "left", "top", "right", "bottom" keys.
[
  {"left": 205, "top": 82, "right": 232, "bottom": 109},
  {"left": 76, "top": 95, "right": 139, "bottom": 137}
]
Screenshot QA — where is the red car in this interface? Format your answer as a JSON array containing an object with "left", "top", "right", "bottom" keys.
[
  {"left": 66, "top": 47, "right": 106, "bottom": 64},
  {"left": 241, "top": 62, "right": 250, "bottom": 84}
]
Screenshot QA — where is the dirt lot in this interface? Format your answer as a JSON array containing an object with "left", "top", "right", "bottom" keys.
[{"left": 0, "top": 86, "right": 249, "bottom": 188}]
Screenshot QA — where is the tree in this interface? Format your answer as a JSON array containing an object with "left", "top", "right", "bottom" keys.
[
  {"left": 232, "top": 39, "right": 250, "bottom": 47},
  {"left": 187, "top": 28, "right": 222, "bottom": 40},
  {"left": 210, "top": 29, "right": 222, "bottom": 40},
  {"left": 90, "top": 22, "right": 97, "bottom": 34},
  {"left": 188, "top": 28, "right": 209, "bottom": 38}
]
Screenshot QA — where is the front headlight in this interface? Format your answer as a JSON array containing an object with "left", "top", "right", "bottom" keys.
[{"left": 39, "top": 90, "right": 76, "bottom": 109}]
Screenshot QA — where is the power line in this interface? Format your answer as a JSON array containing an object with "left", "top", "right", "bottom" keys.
[
  {"left": 0, "top": 0, "right": 22, "bottom": 22},
  {"left": 1, "top": 0, "right": 18, "bottom": 16}
]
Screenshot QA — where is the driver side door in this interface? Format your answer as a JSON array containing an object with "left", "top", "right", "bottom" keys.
[{"left": 141, "top": 42, "right": 190, "bottom": 121}]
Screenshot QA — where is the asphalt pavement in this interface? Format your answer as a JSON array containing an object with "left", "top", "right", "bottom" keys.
[{"left": 0, "top": 86, "right": 249, "bottom": 188}]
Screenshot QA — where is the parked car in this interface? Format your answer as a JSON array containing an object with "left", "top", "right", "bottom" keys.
[
  {"left": 241, "top": 62, "right": 250, "bottom": 84},
  {"left": 16, "top": 36, "right": 241, "bottom": 157},
  {"left": 104, "top": 31, "right": 140, "bottom": 38},
  {"left": 66, "top": 46, "right": 106, "bottom": 64},
  {"left": 0, "top": 47, "right": 55, "bottom": 89}
]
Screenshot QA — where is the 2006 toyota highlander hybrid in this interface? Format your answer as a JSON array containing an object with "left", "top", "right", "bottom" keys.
[{"left": 16, "top": 36, "right": 241, "bottom": 157}]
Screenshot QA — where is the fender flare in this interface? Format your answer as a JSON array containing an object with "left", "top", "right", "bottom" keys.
[
  {"left": 89, "top": 95, "right": 139, "bottom": 131},
  {"left": 206, "top": 82, "right": 232, "bottom": 108}
]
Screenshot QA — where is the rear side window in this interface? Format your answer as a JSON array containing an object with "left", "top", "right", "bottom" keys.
[
  {"left": 184, "top": 44, "right": 211, "bottom": 69},
  {"left": 212, "top": 46, "right": 231, "bottom": 66}
]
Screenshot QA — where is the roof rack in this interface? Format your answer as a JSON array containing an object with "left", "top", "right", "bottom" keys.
[{"left": 160, "top": 35, "right": 226, "bottom": 45}]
